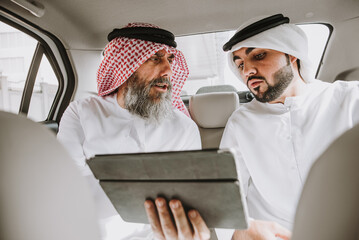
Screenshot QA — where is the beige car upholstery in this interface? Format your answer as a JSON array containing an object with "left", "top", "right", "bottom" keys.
[
  {"left": 0, "top": 111, "right": 101, "bottom": 240},
  {"left": 189, "top": 92, "right": 239, "bottom": 149},
  {"left": 196, "top": 85, "right": 237, "bottom": 94},
  {"left": 292, "top": 124, "right": 359, "bottom": 240}
]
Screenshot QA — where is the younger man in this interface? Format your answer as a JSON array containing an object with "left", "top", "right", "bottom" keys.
[{"left": 221, "top": 14, "right": 359, "bottom": 239}]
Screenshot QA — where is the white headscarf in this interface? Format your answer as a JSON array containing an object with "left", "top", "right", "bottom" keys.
[{"left": 226, "top": 15, "right": 315, "bottom": 83}]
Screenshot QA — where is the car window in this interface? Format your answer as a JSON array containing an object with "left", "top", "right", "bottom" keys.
[
  {"left": 177, "top": 24, "right": 331, "bottom": 95},
  {"left": 0, "top": 20, "right": 59, "bottom": 121}
]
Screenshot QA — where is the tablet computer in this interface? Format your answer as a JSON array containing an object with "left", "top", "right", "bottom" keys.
[{"left": 87, "top": 148, "right": 248, "bottom": 230}]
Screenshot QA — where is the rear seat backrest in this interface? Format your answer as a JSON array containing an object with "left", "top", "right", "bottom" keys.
[
  {"left": 292, "top": 122, "right": 359, "bottom": 240},
  {"left": 0, "top": 111, "right": 101, "bottom": 240},
  {"left": 189, "top": 92, "right": 239, "bottom": 149}
]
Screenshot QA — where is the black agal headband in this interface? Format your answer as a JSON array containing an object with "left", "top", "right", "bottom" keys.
[
  {"left": 223, "top": 14, "right": 289, "bottom": 51},
  {"left": 107, "top": 27, "right": 177, "bottom": 48}
]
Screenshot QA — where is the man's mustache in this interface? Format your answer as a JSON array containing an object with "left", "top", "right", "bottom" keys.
[
  {"left": 150, "top": 77, "right": 171, "bottom": 86},
  {"left": 247, "top": 75, "right": 266, "bottom": 82},
  {"left": 149, "top": 77, "right": 171, "bottom": 87},
  {"left": 247, "top": 75, "right": 266, "bottom": 88}
]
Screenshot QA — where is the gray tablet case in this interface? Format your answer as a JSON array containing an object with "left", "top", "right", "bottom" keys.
[{"left": 87, "top": 149, "right": 248, "bottom": 230}]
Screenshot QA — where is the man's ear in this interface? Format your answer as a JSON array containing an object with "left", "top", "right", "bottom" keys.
[
  {"left": 289, "top": 55, "right": 298, "bottom": 64},
  {"left": 289, "top": 55, "right": 300, "bottom": 73}
]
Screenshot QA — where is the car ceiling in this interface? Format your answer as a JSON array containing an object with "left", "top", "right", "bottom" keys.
[{"left": 1, "top": 0, "right": 359, "bottom": 50}]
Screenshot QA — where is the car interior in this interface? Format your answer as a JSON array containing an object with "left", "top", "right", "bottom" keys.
[{"left": 1, "top": 0, "right": 359, "bottom": 239}]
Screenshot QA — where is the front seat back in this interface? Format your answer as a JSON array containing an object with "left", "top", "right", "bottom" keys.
[
  {"left": 292, "top": 124, "right": 359, "bottom": 240},
  {"left": 0, "top": 111, "right": 101, "bottom": 240},
  {"left": 189, "top": 92, "right": 239, "bottom": 149}
]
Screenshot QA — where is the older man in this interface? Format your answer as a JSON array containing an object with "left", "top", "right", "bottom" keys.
[
  {"left": 58, "top": 23, "right": 209, "bottom": 240},
  {"left": 220, "top": 14, "right": 359, "bottom": 239}
]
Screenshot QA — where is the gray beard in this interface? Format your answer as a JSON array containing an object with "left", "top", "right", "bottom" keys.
[{"left": 124, "top": 76, "right": 174, "bottom": 124}]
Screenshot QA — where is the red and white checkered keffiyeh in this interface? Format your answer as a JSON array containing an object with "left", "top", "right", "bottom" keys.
[{"left": 97, "top": 23, "right": 190, "bottom": 117}]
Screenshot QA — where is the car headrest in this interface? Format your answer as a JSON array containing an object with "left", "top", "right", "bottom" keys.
[
  {"left": 189, "top": 92, "right": 239, "bottom": 128},
  {"left": 0, "top": 111, "right": 101, "bottom": 240},
  {"left": 196, "top": 84, "right": 237, "bottom": 94}
]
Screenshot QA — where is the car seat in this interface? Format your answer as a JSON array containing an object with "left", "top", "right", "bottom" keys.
[
  {"left": 0, "top": 111, "right": 101, "bottom": 240},
  {"left": 292, "top": 123, "right": 359, "bottom": 240},
  {"left": 189, "top": 92, "right": 239, "bottom": 149},
  {"left": 196, "top": 85, "right": 238, "bottom": 94}
]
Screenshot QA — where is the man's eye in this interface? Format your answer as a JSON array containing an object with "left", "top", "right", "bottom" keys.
[
  {"left": 238, "top": 62, "right": 244, "bottom": 70},
  {"left": 150, "top": 57, "right": 159, "bottom": 61},
  {"left": 254, "top": 52, "right": 266, "bottom": 60},
  {"left": 168, "top": 58, "right": 174, "bottom": 65}
]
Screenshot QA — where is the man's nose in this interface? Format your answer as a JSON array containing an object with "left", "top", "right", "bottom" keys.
[
  {"left": 159, "top": 60, "right": 173, "bottom": 78},
  {"left": 243, "top": 62, "right": 257, "bottom": 79}
]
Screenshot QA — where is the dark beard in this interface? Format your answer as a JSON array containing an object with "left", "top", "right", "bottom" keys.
[
  {"left": 124, "top": 74, "right": 173, "bottom": 123},
  {"left": 253, "top": 64, "right": 294, "bottom": 103}
]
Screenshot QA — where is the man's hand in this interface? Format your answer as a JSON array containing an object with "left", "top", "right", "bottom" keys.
[
  {"left": 144, "top": 197, "right": 211, "bottom": 240},
  {"left": 232, "top": 220, "right": 291, "bottom": 240}
]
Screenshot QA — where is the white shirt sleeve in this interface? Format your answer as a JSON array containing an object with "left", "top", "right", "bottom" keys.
[
  {"left": 216, "top": 119, "right": 247, "bottom": 240},
  {"left": 182, "top": 122, "right": 202, "bottom": 150},
  {"left": 167, "top": 110, "right": 202, "bottom": 151},
  {"left": 57, "top": 102, "right": 87, "bottom": 172},
  {"left": 220, "top": 116, "right": 250, "bottom": 198},
  {"left": 344, "top": 81, "right": 359, "bottom": 125}
]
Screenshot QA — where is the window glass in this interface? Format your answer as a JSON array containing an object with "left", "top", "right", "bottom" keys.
[
  {"left": 0, "top": 21, "right": 59, "bottom": 120},
  {"left": 28, "top": 55, "right": 58, "bottom": 121},
  {"left": 176, "top": 24, "right": 330, "bottom": 95},
  {"left": 0, "top": 21, "right": 37, "bottom": 113},
  {"left": 299, "top": 24, "right": 330, "bottom": 72}
]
